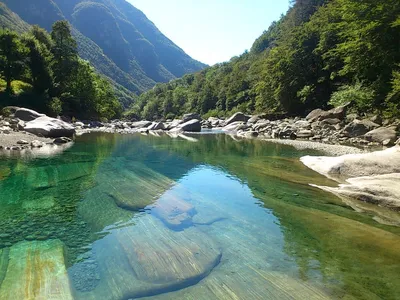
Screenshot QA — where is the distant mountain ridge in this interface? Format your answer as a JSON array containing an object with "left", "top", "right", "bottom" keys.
[{"left": 0, "top": 0, "right": 207, "bottom": 106}]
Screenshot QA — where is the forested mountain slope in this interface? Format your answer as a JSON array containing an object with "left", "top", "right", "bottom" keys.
[
  {"left": 127, "top": 0, "right": 400, "bottom": 120},
  {"left": 0, "top": 0, "right": 207, "bottom": 106}
]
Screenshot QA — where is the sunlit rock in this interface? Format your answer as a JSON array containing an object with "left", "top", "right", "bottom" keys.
[{"left": 0, "top": 240, "right": 73, "bottom": 300}]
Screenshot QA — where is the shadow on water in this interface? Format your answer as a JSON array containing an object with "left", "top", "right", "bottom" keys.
[{"left": 0, "top": 132, "right": 399, "bottom": 299}]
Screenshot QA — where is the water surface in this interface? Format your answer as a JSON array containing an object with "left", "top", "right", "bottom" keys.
[{"left": 0, "top": 133, "right": 399, "bottom": 299}]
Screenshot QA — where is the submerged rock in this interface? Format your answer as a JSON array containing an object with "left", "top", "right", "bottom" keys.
[
  {"left": 74, "top": 217, "right": 221, "bottom": 300},
  {"left": 0, "top": 240, "right": 73, "bottom": 300},
  {"left": 151, "top": 188, "right": 196, "bottom": 229}
]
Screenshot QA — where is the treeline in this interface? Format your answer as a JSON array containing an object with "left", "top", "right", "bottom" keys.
[
  {"left": 0, "top": 21, "right": 122, "bottom": 120},
  {"left": 127, "top": 0, "right": 400, "bottom": 120}
]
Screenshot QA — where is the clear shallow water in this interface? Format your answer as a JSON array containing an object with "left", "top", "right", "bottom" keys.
[{"left": 0, "top": 133, "right": 400, "bottom": 299}]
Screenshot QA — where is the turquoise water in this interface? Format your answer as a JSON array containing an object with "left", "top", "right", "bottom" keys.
[{"left": 0, "top": 133, "right": 400, "bottom": 299}]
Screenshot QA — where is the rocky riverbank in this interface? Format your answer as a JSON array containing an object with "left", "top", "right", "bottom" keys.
[
  {"left": 0, "top": 107, "right": 74, "bottom": 155},
  {"left": 2, "top": 105, "right": 400, "bottom": 153},
  {"left": 76, "top": 104, "right": 400, "bottom": 149}
]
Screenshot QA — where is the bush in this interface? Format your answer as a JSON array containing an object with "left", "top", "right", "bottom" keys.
[{"left": 329, "top": 83, "right": 375, "bottom": 113}]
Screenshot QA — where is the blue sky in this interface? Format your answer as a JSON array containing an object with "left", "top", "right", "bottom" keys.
[{"left": 127, "top": 0, "right": 290, "bottom": 65}]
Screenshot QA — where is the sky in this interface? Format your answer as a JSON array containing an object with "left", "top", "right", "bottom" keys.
[{"left": 127, "top": 0, "right": 290, "bottom": 66}]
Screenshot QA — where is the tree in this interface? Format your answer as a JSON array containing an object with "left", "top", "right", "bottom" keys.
[
  {"left": 22, "top": 34, "right": 53, "bottom": 95},
  {"left": 0, "top": 29, "right": 27, "bottom": 93},
  {"left": 50, "top": 20, "right": 78, "bottom": 93}
]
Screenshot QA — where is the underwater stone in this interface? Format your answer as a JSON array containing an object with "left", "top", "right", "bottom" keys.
[
  {"left": 0, "top": 239, "right": 73, "bottom": 300},
  {"left": 74, "top": 217, "right": 221, "bottom": 300}
]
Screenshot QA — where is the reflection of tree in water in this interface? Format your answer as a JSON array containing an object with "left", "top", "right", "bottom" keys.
[{"left": 141, "top": 133, "right": 400, "bottom": 299}]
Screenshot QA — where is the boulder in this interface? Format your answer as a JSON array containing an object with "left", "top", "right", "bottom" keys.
[
  {"left": 223, "top": 121, "right": 248, "bottom": 132},
  {"left": 147, "top": 122, "right": 165, "bottom": 131},
  {"left": 364, "top": 126, "right": 398, "bottom": 145},
  {"left": 321, "top": 118, "right": 341, "bottom": 125},
  {"left": 53, "top": 137, "right": 72, "bottom": 144},
  {"left": 131, "top": 121, "right": 152, "bottom": 129},
  {"left": 225, "top": 112, "right": 250, "bottom": 125},
  {"left": 181, "top": 113, "right": 201, "bottom": 123},
  {"left": 14, "top": 108, "right": 45, "bottom": 122},
  {"left": 301, "top": 146, "right": 400, "bottom": 181},
  {"left": 247, "top": 115, "right": 261, "bottom": 124},
  {"left": 306, "top": 104, "right": 349, "bottom": 122},
  {"left": 171, "top": 119, "right": 201, "bottom": 133},
  {"left": 25, "top": 116, "right": 75, "bottom": 138},
  {"left": 343, "top": 119, "right": 380, "bottom": 137},
  {"left": 296, "top": 130, "right": 314, "bottom": 139},
  {"left": 294, "top": 120, "right": 311, "bottom": 129},
  {"left": 30, "top": 140, "right": 45, "bottom": 148}
]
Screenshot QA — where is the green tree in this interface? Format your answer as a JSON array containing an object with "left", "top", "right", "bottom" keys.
[
  {"left": 22, "top": 34, "right": 53, "bottom": 95},
  {"left": 50, "top": 20, "right": 78, "bottom": 93},
  {"left": 0, "top": 29, "right": 27, "bottom": 93}
]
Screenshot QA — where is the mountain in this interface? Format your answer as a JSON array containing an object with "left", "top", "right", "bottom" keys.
[
  {"left": 0, "top": 0, "right": 207, "bottom": 106},
  {"left": 127, "top": 0, "right": 400, "bottom": 120}
]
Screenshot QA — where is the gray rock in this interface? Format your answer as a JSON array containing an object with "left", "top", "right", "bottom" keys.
[
  {"left": 30, "top": 140, "right": 44, "bottom": 148},
  {"left": 171, "top": 119, "right": 201, "bottom": 133},
  {"left": 364, "top": 126, "right": 398, "bottom": 145},
  {"left": 321, "top": 118, "right": 341, "bottom": 125},
  {"left": 247, "top": 115, "right": 261, "bottom": 124},
  {"left": 75, "top": 122, "right": 85, "bottom": 127},
  {"left": 225, "top": 112, "right": 250, "bottom": 125},
  {"left": 297, "top": 130, "right": 314, "bottom": 139},
  {"left": 306, "top": 104, "right": 349, "bottom": 122},
  {"left": 343, "top": 119, "right": 380, "bottom": 137},
  {"left": 17, "top": 120, "right": 25, "bottom": 130},
  {"left": 53, "top": 137, "right": 72, "bottom": 144},
  {"left": 131, "top": 121, "right": 152, "bottom": 129},
  {"left": 148, "top": 122, "right": 165, "bottom": 131},
  {"left": 14, "top": 108, "right": 45, "bottom": 122},
  {"left": 25, "top": 116, "right": 75, "bottom": 138},
  {"left": 294, "top": 120, "right": 311, "bottom": 129},
  {"left": 17, "top": 140, "right": 29, "bottom": 145},
  {"left": 182, "top": 113, "right": 201, "bottom": 123},
  {"left": 223, "top": 121, "right": 247, "bottom": 132},
  {"left": 370, "top": 115, "right": 383, "bottom": 125},
  {"left": 396, "top": 138, "right": 400, "bottom": 145}
]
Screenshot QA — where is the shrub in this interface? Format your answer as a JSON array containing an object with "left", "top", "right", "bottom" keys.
[{"left": 329, "top": 83, "right": 375, "bottom": 113}]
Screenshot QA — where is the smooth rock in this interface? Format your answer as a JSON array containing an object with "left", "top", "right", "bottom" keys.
[
  {"left": 53, "top": 137, "right": 72, "bottom": 144},
  {"left": 131, "top": 121, "right": 153, "bottom": 129},
  {"left": 301, "top": 146, "right": 400, "bottom": 181},
  {"left": 182, "top": 113, "right": 201, "bottom": 123},
  {"left": 76, "top": 217, "right": 221, "bottom": 300},
  {"left": 14, "top": 108, "right": 45, "bottom": 122},
  {"left": 25, "top": 116, "right": 75, "bottom": 138},
  {"left": 225, "top": 112, "right": 250, "bottom": 126},
  {"left": 171, "top": 119, "right": 201, "bottom": 133},
  {"left": 0, "top": 240, "right": 73, "bottom": 300},
  {"left": 148, "top": 122, "right": 165, "bottom": 131}
]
